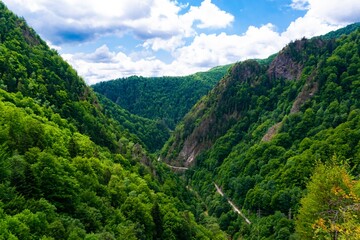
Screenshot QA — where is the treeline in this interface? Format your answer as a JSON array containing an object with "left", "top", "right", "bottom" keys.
[{"left": 92, "top": 65, "right": 230, "bottom": 130}]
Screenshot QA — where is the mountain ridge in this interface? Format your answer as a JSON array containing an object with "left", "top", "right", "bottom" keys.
[
  {"left": 161, "top": 26, "right": 351, "bottom": 167},
  {"left": 92, "top": 64, "right": 231, "bottom": 130},
  {"left": 160, "top": 23, "right": 360, "bottom": 238}
]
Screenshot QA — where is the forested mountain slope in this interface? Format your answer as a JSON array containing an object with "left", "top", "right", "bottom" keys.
[
  {"left": 0, "top": 3, "right": 226, "bottom": 239},
  {"left": 0, "top": 2, "right": 172, "bottom": 154},
  {"left": 92, "top": 65, "right": 230, "bottom": 130},
  {"left": 96, "top": 93, "right": 170, "bottom": 153},
  {"left": 162, "top": 24, "right": 360, "bottom": 238}
]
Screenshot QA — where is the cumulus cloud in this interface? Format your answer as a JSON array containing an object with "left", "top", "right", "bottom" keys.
[
  {"left": 183, "top": 0, "right": 234, "bottom": 29},
  {"left": 5, "top": 0, "right": 176, "bottom": 43},
  {"left": 62, "top": 45, "right": 169, "bottom": 85},
  {"left": 290, "top": 0, "right": 360, "bottom": 25},
  {"left": 305, "top": 0, "right": 360, "bottom": 24},
  {"left": 64, "top": 24, "right": 287, "bottom": 84},
  {"left": 3, "top": 0, "right": 360, "bottom": 84},
  {"left": 282, "top": 15, "right": 338, "bottom": 40},
  {"left": 143, "top": 36, "right": 186, "bottom": 52},
  {"left": 285, "top": 0, "right": 360, "bottom": 40},
  {"left": 174, "top": 24, "right": 286, "bottom": 67},
  {"left": 46, "top": 0, "right": 360, "bottom": 85},
  {"left": 4, "top": 0, "right": 233, "bottom": 46}
]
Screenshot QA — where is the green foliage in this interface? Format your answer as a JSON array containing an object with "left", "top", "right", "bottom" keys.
[
  {"left": 0, "top": 1, "right": 148, "bottom": 153},
  {"left": 92, "top": 65, "right": 231, "bottom": 130},
  {"left": 163, "top": 25, "right": 360, "bottom": 238},
  {"left": 321, "top": 22, "right": 360, "bottom": 40},
  {"left": 0, "top": 3, "right": 226, "bottom": 239},
  {"left": 295, "top": 162, "right": 360, "bottom": 239},
  {"left": 2, "top": 1, "right": 360, "bottom": 239},
  {"left": 96, "top": 93, "right": 169, "bottom": 152},
  {"left": 0, "top": 82, "right": 224, "bottom": 239}
]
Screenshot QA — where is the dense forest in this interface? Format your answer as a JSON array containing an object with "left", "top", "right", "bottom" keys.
[
  {"left": 2, "top": 0, "right": 360, "bottom": 239},
  {"left": 161, "top": 23, "right": 360, "bottom": 238},
  {"left": 92, "top": 66, "right": 230, "bottom": 130},
  {"left": 95, "top": 94, "right": 170, "bottom": 153},
  {"left": 0, "top": 3, "right": 226, "bottom": 239}
]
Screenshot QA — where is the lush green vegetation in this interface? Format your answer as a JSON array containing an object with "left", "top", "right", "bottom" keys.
[
  {"left": 0, "top": 89, "right": 227, "bottom": 239},
  {"left": 96, "top": 94, "right": 170, "bottom": 153},
  {"left": 321, "top": 22, "right": 360, "bottom": 40},
  {"left": 2, "top": 0, "right": 360, "bottom": 238},
  {"left": 162, "top": 26, "right": 360, "bottom": 238},
  {"left": 92, "top": 65, "right": 230, "bottom": 130},
  {"left": 0, "top": 3, "right": 226, "bottom": 239},
  {"left": 295, "top": 162, "right": 360, "bottom": 239}
]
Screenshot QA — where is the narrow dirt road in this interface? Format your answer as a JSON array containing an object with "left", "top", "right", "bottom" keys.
[
  {"left": 214, "top": 183, "right": 251, "bottom": 225},
  {"left": 165, "top": 164, "right": 189, "bottom": 170}
]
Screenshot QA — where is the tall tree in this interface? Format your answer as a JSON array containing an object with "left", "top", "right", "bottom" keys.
[{"left": 295, "top": 161, "right": 360, "bottom": 239}]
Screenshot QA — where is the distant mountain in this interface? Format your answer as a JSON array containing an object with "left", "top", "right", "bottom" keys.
[
  {"left": 0, "top": 2, "right": 226, "bottom": 239},
  {"left": 161, "top": 24, "right": 360, "bottom": 238},
  {"left": 320, "top": 22, "right": 360, "bottom": 39},
  {"left": 92, "top": 64, "right": 231, "bottom": 130}
]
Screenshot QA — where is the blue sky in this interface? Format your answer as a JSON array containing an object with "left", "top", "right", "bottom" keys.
[{"left": 3, "top": 0, "right": 360, "bottom": 84}]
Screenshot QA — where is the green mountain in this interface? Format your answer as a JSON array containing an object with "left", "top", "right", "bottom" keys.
[
  {"left": 0, "top": 3, "right": 226, "bottom": 239},
  {"left": 161, "top": 25, "right": 360, "bottom": 238},
  {"left": 92, "top": 65, "right": 231, "bottom": 130},
  {"left": 321, "top": 22, "right": 360, "bottom": 40}
]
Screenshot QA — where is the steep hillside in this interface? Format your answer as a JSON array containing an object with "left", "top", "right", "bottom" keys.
[
  {"left": 92, "top": 65, "right": 231, "bottom": 129},
  {"left": 0, "top": 2, "right": 170, "bottom": 154},
  {"left": 0, "top": 2, "right": 127, "bottom": 152},
  {"left": 96, "top": 93, "right": 170, "bottom": 152},
  {"left": 162, "top": 25, "right": 360, "bottom": 238},
  {"left": 0, "top": 3, "right": 226, "bottom": 239}
]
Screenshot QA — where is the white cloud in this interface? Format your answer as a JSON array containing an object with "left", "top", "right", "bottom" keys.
[
  {"left": 139, "top": 0, "right": 234, "bottom": 52},
  {"left": 3, "top": 0, "right": 237, "bottom": 83},
  {"left": 174, "top": 24, "right": 286, "bottom": 67},
  {"left": 4, "top": 0, "right": 233, "bottom": 46},
  {"left": 285, "top": 0, "right": 360, "bottom": 40},
  {"left": 282, "top": 15, "right": 339, "bottom": 40},
  {"left": 60, "top": 0, "right": 360, "bottom": 85},
  {"left": 46, "top": 41, "right": 62, "bottom": 51},
  {"left": 63, "top": 24, "right": 287, "bottom": 84},
  {"left": 143, "top": 36, "right": 186, "bottom": 52},
  {"left": 4, "top": 0, "right": 175, "bottom": 43},
  {"left": 62, "top": 44, "right": 208, "bottom": 85},
  {"left": 183, "top": 0, "right": 234, "bottom": 29},
  {"left": 3, "top": 0, "right": 360, "bottom": 84},
  {"left": 62, "top": 45, "right": 169, "bottom": 85},
  {"left": 306, "top": 0, "right": 360, "bottom": 24},
  {"left": 122, "top": 0, "right": 186, "bottom": 40}
]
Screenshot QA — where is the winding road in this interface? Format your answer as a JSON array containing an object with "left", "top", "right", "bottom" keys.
[
  {"left": 163, "top": 162, "right": 251, "bottom": 225},
  {"left": 214, "top": 183, "right": 252, "bottom": 225},
  {"left": 165, "top": 164, "right": 189, "bottom": 170}
]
